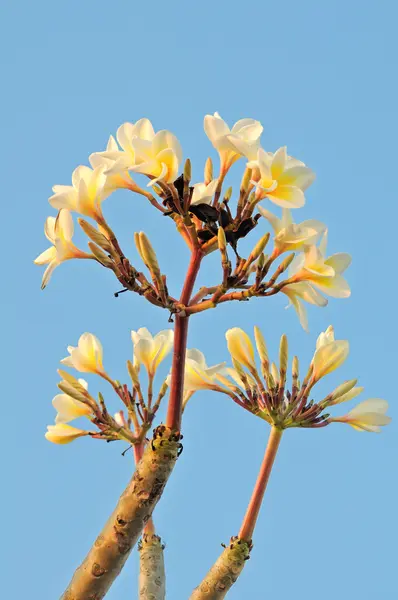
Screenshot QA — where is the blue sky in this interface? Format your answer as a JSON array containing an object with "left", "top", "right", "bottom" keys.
[{"left": 2, "top": 1, "right": 397, "bottom": 598}]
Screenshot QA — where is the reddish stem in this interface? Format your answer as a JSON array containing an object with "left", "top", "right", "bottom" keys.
[
  {"left": 238, "top": 427, "right": 282, "bottom": 541},
  {"left": 166, "top": 250, "right": 203, "bottom": 431}
]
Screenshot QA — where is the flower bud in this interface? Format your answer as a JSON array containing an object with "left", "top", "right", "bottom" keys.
[
  {"left": 184, "top": 158, "right": 192, "bottom": 182},
  {"left": 78, "top": 218, "right": 112, "bottom": 252},
  {"left": 204, "top": 157, "right": 213, "bottom": 184},
  {"left": 218, "top": 227, "right": 227, "bottom": 252},
  {"left": 88, "top": 242, "right": 114, "bottom": 268}
]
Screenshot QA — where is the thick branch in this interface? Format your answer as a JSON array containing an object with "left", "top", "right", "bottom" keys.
[
  {"left": 189, "top": 538, "right": 252, "bottom": 600},
  {"left": 60, "top": 426, "right": 180, "bottom": 600},
  {"left": 138, "top": 534, "right": 166, "bottom": 600}
]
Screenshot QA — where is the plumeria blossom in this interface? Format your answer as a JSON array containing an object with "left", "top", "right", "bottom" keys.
[
  {"left": 288, "top": 232, "right": 351, "bottom": 298},
  {"left": 204, "top": 112, "right": 263, "bottom": 173},
  {"left": 184, "top": 349, "right": 226, "bottom": 392},
  {"left": 52, "top": 379, "right": 92, "bottom": 424},
  {"left": 61, "top": 333, "right": 107, "bottom": 377},
  {"left": 93, "top": 118, "right": 157, "bottom": 173},
  {"left": 128, "top": 129, "right": 183, "bottom": 186},
  {"left": 311, "top": 327, "right": 349, "bottom": 382},
  {"left": 131, "top": 328, "right": 174, "bottom": 377},
  {"left": 99, "top": 118, "right": 183, "bottom": 186},
  {"left": 49, "top": 165, "right": 108, "bottom": 221},
  {"left": 225, "top": 328, "right": 257, "bottom": 372},
  {"left": 282, "top": 282, "right": 328, "bottom": 331},
  {"left": 89, "top": 136, "right": 139, "bottom": 195},
  {"left": 190, "top": 179, "right": 219, "bottom": 206},
  {"left": 45, "top": 423, "right": 89, "bottom": 444},
  {"left": 249, "top": 147, "right": 315, "bottom": 209},
  {"left": 34, "top": 209, "right": 92, "bottom": 289},
  {"left": 258, "top": 207, "right": 325, "bottom": 255},
  {"left": 332, "top": 399, "right": 391, "bottom": 432}
]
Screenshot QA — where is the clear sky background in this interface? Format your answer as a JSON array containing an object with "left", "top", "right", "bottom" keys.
[{"left": 2, "top": 1, "right": 397, "bottom": 598}]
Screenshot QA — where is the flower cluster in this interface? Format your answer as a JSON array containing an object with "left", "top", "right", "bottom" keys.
[
  {"left": 45, "top": 328, "right": 226, "bottom": 444},
  {"left": 185, "top": 325, "right": 391, "bottom": 433},
  {"left": 34, "top": 112, "right": 351, "bottom": 330}
]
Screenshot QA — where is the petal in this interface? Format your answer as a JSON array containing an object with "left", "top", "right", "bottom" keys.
[
  {"left": 313, "top": 340, "right": 349, "bottom": 380},
  {"left": 225, "top": 328, "right": 256, "bottom": 370},
  {"left": 278, "top": 166, "right": 316, "bottom": 191},
  {"left": 56, "top": 209, "right": 74, "bottom": 240},
  {"left": 267, "top": 185, "right": 305, "bottom": 209},
  {"left": 41, "top": 261, "right": 58, "bottom": 289},
  {"left": 325, "top": 253, "right": 352, "bottom": 275},
  {"left": 310, "top": 274, "right": 351, "bottom": 298},
  {"left": 271, "top": 146, "right": 287, "bottom": 179},
  {"left": 204, "top": 113, "right": 231, "bottom": 146},
  {"left": 44, "top": 217, "right": 56, "bottom": 243},
  {"left": 133, "top": 118, "right": 156, "bottom": 141},
  {"left": 186, "top": 348, "right": 207, "bottom": 368},
  {"left": 116, "top": 122, "right": 136, "bottom": 152},
  {"left": 257, "top": 206, "right": 282, "bottom": 235},
  {"left": 34, "top": 246, "right": 57, "bottom": 265},
  {"left": 45, "top": 423, "right": 88, "bottom": 444}
]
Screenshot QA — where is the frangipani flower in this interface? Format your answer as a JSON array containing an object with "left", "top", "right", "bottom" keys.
[
  {"left": 131, "top": 328, "right": 174, "bottom": 377},
  {"left": 34, "top": 210, "right": 92, "bottom": 289},
  {"left": 61, "top": 333, "right": 106, "bottom": 377},
  {"left": 184, "top": 348, "right": 226, "bottom": 392},
  {"left": 332, "top": 399, "right": 391, "bottom": 432},
  {"left": 250, "top": 147, "right": 315, "bottom": 209},
  {"left": 190, "top": 179, "right": 219, "bottom": 206},
  {"left": 312, "top": 329, "right": 349, "bottom": 382},
  {"left": 316, "top": 324, "right": 335, "bottom": 349},
  {"left": 94, "top": 118, "right": 157, "bottom": 173},
  {"left": 49, "top": 165, "right": 108, "bottom": 220},
  {"left": 128, "top": 129, "right": 183, "bottom": 186},
  {"left": 52, "top": 379, "right": 92, "bottom": 424},
  {"left": 258, "top": 207, "right": 325, "bottom": 255},
  {"left": 283, "top": 282, "right": 328, "bottom": 331},
  {"left": 226, "top": 328, "right": 257, "bottom": 372},
  {"left": 89, "top": 136, "right": 139, "bottom": 195},
  {"left": 45, "top": 423, "right": 89, "bottom": 444},
  {"left": 289, "top": 232, "right": 351, "bottom": 298},
  {"left": 204, "top": 112, "right": 263, "bottom": 172}
]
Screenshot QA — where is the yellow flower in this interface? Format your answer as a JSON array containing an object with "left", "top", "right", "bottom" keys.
[
  {"left": 45, "top": 423, "right": 89, "bottom": 444},
  {"left": 34, "top": 210, "right": 92, "bottom": 289},
  {"left": 61, "top": 333, "right": 106, "bottom": 376},
  {"left": 312, "top": 328, "right": 349, "bottom": 382},
  {"left": 289, "top": 232, "right": 351, "bottom": 298},
  {"left": 93, "top": 118, "right": 156, "bottom": 173},
  {"left": 49, "top": 165, "right": 108, "bottom": 220},
  {"left": 225, "top": 328, "right": 256, "bottom": 371},
  {"left": 190, "top": 179, "right": 219, "bottom": 206},
  {"left": 89, "top": 135, "right": 138, "bottom": 195},
  {"left": 282, "top": 282, "right": 328, "bottom": 331},
  {"left": 52, "top": 379, "right": 92, "bottom": 424},
  {"left": 184, "top": 348, "right": 226, "bottom": 392},
  {"left": 258, "top": 207, "right": 325, "bottom": 254},
  {"left": 102, "top": 119, "right": 183, "bottom": 186},
  {"left": 131, "top": 328, "right": 174, "bottom": 376},
  {"left": 332, "top": 399, "right": 391, "bottom": 432},
  {"left": 250, "top": 147, "right": 315, "bottom": 208},
  {"left": 204, "top": 112, "right": 263, "bottom": 173}
]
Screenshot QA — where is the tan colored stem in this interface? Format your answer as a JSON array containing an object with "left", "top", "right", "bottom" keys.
[
  {"left": 189, "top": 537, "right": 252, "bottom": 600},
  {"left": 60, "top": 426, "right": 180, "bottom": 600},
  {"left": 138, "top": 534, "right": 166, "bottom": 600}
]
